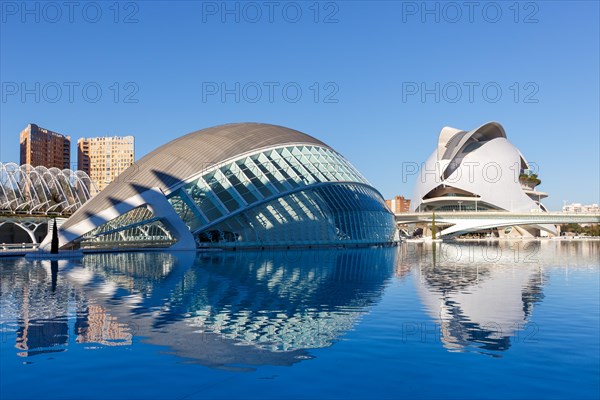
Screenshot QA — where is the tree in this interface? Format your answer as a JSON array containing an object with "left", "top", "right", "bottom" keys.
[
  {"left": 560, "top": 223, "right": 600, "bottom": 236},
  {"left": 51, "top": 218, "right": 59, "bottom": 254}
]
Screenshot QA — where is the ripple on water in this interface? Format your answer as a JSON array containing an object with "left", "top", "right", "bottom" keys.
[{"left": 0, "top": 243, "right": 598, "bottom": 399}]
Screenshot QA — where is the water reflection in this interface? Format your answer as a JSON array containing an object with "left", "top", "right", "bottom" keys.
[
  {"left": 405, "top": 241, "right": 554, "bottom": 355},
  {"left": 1, "top": 241, "right": 597, "bottom": 366},
  {"left": 0, "top": 258, "right": 132, "bottom": 357},
  {"left": 1, "top": 248, "right": 396, "bottom": 368}
]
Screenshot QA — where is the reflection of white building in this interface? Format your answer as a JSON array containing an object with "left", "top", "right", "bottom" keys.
[
  {"left": 413, "top": 242, "right": 546, "bottom": 354},
  {"left": 411, "top": 122, "right": 556, "bottom": 237},
  {"left": 417, "top": 266, "right": 543, "bottom": 352}
]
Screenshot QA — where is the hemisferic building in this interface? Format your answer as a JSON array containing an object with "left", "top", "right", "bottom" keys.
[{"left": 48, "top": 123, "right": 395, "bottom": 251}]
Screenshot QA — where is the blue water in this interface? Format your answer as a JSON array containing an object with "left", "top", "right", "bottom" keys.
[{"left": 1, "top": 241, "right": 598, "bottom": 399}]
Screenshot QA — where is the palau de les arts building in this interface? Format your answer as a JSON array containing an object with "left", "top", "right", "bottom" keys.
[
  {"left": 411, "top": 122, "right": 556, "bottom": 237},
  {"left": 48, "top": 123, "right": 396, "bottom": 251}
]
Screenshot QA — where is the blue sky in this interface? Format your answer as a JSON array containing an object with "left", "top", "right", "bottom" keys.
[{"left": 1, "top": 0, "right": 598, "bottom": 210}]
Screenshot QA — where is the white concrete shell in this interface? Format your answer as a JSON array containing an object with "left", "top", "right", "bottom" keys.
[
  {"left": 412, "top": 122, "right": 546, "bottom": 213},
  {"left": 411, "top": 122, "right": 555, "bottom": 236}
]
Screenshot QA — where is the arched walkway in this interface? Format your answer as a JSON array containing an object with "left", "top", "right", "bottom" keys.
[{"left": 0, "top": 218, "right": 49, "bottom": 245}]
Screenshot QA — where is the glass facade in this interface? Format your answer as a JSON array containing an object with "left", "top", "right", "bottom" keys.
[
  {"left": 79, "top": 144, "right": 395, "bottom": 249},
  {"left": 197, "top": 183, "right": 394, "bottom": 246},
  {"left": 166, "top": 145, "right": 393, "bottom": 247}
]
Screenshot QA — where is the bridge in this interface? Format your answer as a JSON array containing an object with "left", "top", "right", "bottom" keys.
[
  {"left": 0, "top": 214, "right": 70, "bottom": 255},
  {"left": 0, "top": 162, "right": 97, "bottom": 252},
  {"left": 395, "top": 211, "right": 600, "bottom": 237}
]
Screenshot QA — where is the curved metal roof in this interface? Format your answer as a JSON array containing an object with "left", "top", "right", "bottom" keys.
[
  {"left": 439, "top": 121, "right": 506, "bottom": 162},
  {"left": 63, "top": 123, "right": 331, "bottom": 228}
]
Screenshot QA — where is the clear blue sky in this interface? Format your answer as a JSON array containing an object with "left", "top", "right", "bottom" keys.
[{"left": 1, "top": 1, "right": 598, "bottom": 210}]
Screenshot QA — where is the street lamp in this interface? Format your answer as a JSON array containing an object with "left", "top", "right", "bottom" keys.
[{"left": 458, "top": 200, "right": 463, "bottom": 212}]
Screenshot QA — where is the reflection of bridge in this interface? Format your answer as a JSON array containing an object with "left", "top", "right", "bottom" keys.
[{"left": 395, "top": 211, "right": 600, "bottom": 237}]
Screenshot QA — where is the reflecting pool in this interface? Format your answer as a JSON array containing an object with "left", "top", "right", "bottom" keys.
[{"left": 1, "top": 241, "right": 599, "bottom": 399}]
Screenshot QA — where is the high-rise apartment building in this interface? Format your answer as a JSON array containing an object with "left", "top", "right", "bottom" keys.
[
  {"left": 77, "top": 136, "right": 134, "bottom": 191},
  {"left": 385, "top": 195, "right": 411, "bottom": 213},
  {"left": 20, "top": 124, "right": 71, "bottom": 169}
]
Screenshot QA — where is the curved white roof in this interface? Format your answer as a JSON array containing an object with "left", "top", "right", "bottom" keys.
[{"left": 412, "top": 122, "right": 545, "bottom": 213}]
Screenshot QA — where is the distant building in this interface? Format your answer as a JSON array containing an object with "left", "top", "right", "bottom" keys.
[
  {"left": 386, "top": 195, "right": 411, "bottom": 213},
  {"left": 78, "top": 136, "right": 135, "bottom": 191},
  {"left": 19, "top": 123, "right": 70, "bottom": 169},
  {"left": 562, "top": 203, "right": 600, "bottom": 213}
]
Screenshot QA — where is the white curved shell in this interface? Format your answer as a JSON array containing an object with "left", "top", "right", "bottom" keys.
[{"left": 412, "top": 122, "right": 545, "bottom": 213}]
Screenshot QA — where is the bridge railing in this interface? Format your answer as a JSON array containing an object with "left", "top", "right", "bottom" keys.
[
  {"left": 0, "top": 243, "right": 39, "bottom": 253},
  {"left": 394, "top": 211, "right": 600, "bottom": 223},
  {"left": 0, "top": 211, "right": 75, "bottom": 218}
]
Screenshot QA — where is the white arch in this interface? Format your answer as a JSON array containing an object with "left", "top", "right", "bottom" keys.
[
  {"left": 0, "top": 163, "right": 11, "bottom": 210},
  {"left": 0, "top": 221, "right": 37, "bottom": 243},
  {"left": 3, "top": 163, "right": 24, "bottom": 211},
  {"left": 0, "top": 163, "right": 95, "bottom": 215},
  {"left": 437, "top": 218, "right": 558, "bottom": 237},
  {"left": 29, "top": 169, "right": 51, "bottom": 212}
]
